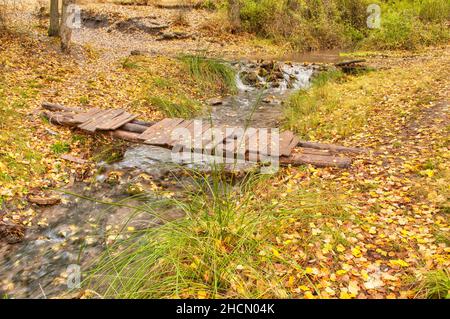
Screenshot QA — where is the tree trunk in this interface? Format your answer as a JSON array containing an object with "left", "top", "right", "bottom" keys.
[
  {"left": 48, "top": 0, "right": 60, "bottom": 37},
  {"left": 60, "top": 0, "right": 75, "bottom": 53},
  {"left": 228, "top": 0, "right": 241, "bottom": 33}
]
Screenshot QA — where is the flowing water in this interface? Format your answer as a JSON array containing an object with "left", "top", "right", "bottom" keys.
[
  {"left": 209, "top": 61, "right": 314, "bottom": 127},
  {"left": 0, "top": 60, "right": 315, "bottom": 298}
]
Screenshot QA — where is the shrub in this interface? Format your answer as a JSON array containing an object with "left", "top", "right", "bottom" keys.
[
  {"left": 224, "top": 0, "right": 450, "bottom": 50},
  {"left": 362, "top": 4, "right": 449, "bottom": 50},
  {"left": 419, "top": 0, "right": 450, "bottom": 23}
]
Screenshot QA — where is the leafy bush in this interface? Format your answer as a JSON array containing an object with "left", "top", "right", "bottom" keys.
[
  {"left": 362, "top": 2, "right": 449, "bottom": 50},
  {"left": 419, "top": 0, "right": 450, "bottom": 23},
  {"left": 224, "top": 0, "right": 449, "bottom": 50}
]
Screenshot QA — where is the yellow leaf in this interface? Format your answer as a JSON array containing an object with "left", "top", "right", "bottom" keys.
[
  {"left": 304, "top": 291, "right": 315, "bottom": 299},
  {"left": 272, "top": 248, "right": 280, "bottom": 257},
  {"left": 389, "top": 259, "right": 409, "bottom": 267},
  {"left": 339, "top": 291, "right": 353, "bottom": 299},
  {"left": 419, "top": 169, "right": 434, "bottom": 178},
  {"left": 298, "top": 285, "right": 310, "bottom": 291},
  {"left": 348, "top": 280, "right": 360, "bottom": 295},
  {"left": 288, "top": 276, "right": 295, "bottom": 287},
  {"left": 197, "top": 290, "right": 207, "bottom": 299},
  {"left": 351, "top": 247, "right": 362, "bottom": 258}
]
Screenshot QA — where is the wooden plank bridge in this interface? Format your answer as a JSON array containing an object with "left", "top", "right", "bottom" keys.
[{"left": 42, "top": 102, "right": 367, "bottom": 168}]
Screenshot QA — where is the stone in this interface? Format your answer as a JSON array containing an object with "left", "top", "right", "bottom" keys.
[
  {"left": 61, "top": 154, "right": 88, "bottom": 164},
  {"left": 156, "top": 31, "right": 191, "bottom": 41},
  {"left": 0, "top": 221, "right": 25, "bottom": 244},
  {"left": 242, "top": 71, "right": 259, "bottom": 85},
  {"left": 262, "top": 95, "right": 279, "bottom": 104},
  {"left": 130, "top": 49, "right": 148, "bottom": 56},
  {"left": 258, "top": 67, "right": 268, "bottom": 77},
  {"left": 207, "top": 98, "right": 223, "bottom": 106},
  {"left": 261, "top": 60, "right": 275, "bottom": 70},
  {"left": 28, "top": 195, "right": 61, "bottom": 206}
]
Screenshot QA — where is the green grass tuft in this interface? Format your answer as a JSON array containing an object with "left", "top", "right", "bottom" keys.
[
  {"left": 178, "top": 54, "right": 236, "bottom": 94},
  {"left": 121, "top": 57, "right": 140, "bottom": 69},
  {"left": 84, "top": 167, "right": 341, "bottom": 298},
  {"left": 51, "top": 141, "right": 70, "bottom": 154},
  {"left": 415, "top": 270, "right": 450, "bottom": 299},
  {"left": 148, "top": 95, "right": 201, "bottom": 119},
  {"left": 311, "top": 69, "right": 345, "bottom": 87}
]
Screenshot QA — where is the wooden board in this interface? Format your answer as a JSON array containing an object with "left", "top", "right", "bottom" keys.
[
  {"left": 278, "top": 131, "right": 298, "bottom": 157},
  {"left": 192, "top": 122, "right": 211, "bottom": 152},
  {"left": 221, "top": 127, "right": 255, "bottom": 158},
  {"left": 72, "top": 108, "right": 102, "bottom": 123},
  {"left": 203, "top": 127, "right": 238, "bottom": 155},
  {"left": 139, "top": 118, "right": 174, "bottom": 141},
  {"left": 172, "top": 120, "right": 196, "bottom": 148},
  {"left": 144, "top": 118, "right": 184, "bottom": 145},
  {"left": 168, "top": 120, "right": 193, "bottom": 146},
  {"left": 280, "top": 153, "right": 351, "bottom": 168},
  {"left": 78, "top": 109, "right": 125, "bottom": 132},
  {"left": 247, "top": 129, "right": 275, "bottom": 158},
  {"left": 96, "top": 112, "right": 138, "bottom": 131}
]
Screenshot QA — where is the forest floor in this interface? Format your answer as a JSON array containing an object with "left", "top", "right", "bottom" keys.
[{"left": 0, "top": 2, "right": 449, "bottom": 298}]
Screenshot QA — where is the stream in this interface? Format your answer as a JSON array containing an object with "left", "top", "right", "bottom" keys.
[{"left": 0, "top": 60, "right": 316, "bottom": 298}]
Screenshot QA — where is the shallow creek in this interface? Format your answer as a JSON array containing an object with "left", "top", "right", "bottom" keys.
[{"left": 0, "top": 60, "right": 316, "bottom": 298}]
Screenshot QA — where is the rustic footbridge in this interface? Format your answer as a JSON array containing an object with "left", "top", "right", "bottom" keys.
[{"left": 42, "top": 102, "right": 367, "bottom": 168}]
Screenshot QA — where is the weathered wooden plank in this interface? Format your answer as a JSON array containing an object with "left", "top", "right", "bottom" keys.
[
  {"left": 247, "top": 129, "right": 274, "bottom": 157},
  {"left": 73, "top": 108, "right": 102, "bottom": 123},
  {"left": 168, "top": 120, "right": 193, "bottom": 146},
  {"left": 221, "top": 127, "right": 254, "bottom": 158},
  {"left": 139, "top": 118, "right": 174, "bottom": 140},
  {"left": 79, "top": 109, "right": 125, "bottom": 132},
  {"left": 97, "top": 112, "right": 138, "bottom": 130},
  {"left": 192, "top": 122, "right": 211, "bottom": 152},
  {"left": 78, "top": 110, "right": 112, "bottom": 131},
  {"left": 287, "top": 135, "right": 299, "bottom": 154},
  {"left": 174, "top": 120, "right": 198, "bottom": 148},
  {"left": 280, "top": 153, "right": 351, "bottom": 168},
  {"left": 278, "top": 131, "right": 296, "bottom": 157},
  {"left": 145, "top": 118, "right": 184, "bottom": 145},
  {"left": 297, "top": 141, "right": 367, "bottom": 154},
  {"left": 203, "top": 127, "right": 230, "bottom": 154}
]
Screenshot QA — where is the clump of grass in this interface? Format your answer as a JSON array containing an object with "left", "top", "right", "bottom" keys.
[
  {"left": 51, "top": 141, "right": 70, "bottom": 154},
  {"left": 178, "top": 54, "right": 236, "bottom": 94},
  {"left": 311, "top": 69, "right": 345, "bottom": 87},
  {"left": 85, "top": 166, "right": 339, "bottom": 298},
  {"left": 415, "top": 270, "right": 450, "bottom": 299},
  {"left": 226, "top": 0, "right": 449, "bottom": 51},
  {"left": 148, "top": 95, "right": 200, "bottom": 119},
  {"left": 152, "top": 76, "right": 173, "bottom": 89},
  {"left": 121, "top": 57, "right": 140, "bottom": 69},
  {"left": 79, "top": 95, "right": 90, "bottom": 105},
  {"left": 283, "top": 69, "right": 355, "bottom": 140}
]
